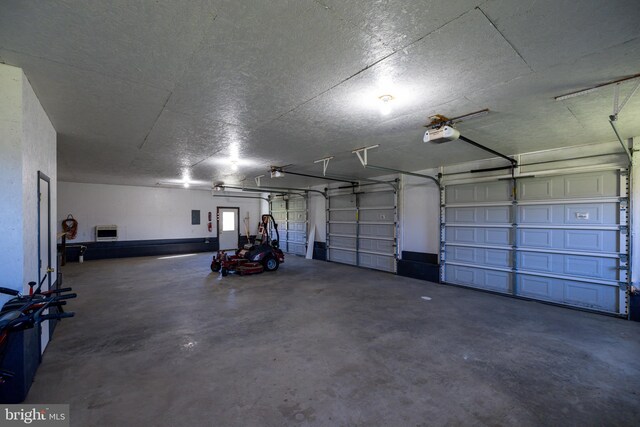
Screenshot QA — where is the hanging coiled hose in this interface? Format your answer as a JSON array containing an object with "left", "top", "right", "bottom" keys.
[{"left": 62, "top": 214, "right": 78, "bottom": 240}]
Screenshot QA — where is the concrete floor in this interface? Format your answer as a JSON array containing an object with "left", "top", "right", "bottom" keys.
[{"left": 26, "top": 253, "right": 640, "bottom": 426}]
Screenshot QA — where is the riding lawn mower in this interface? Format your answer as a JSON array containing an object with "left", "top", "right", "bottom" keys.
[{"left": 211, "top": 214, "right": 285, "bottom": 276}]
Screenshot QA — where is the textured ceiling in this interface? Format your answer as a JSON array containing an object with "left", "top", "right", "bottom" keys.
[{"left": 1, "top": 0, "right": 639, "bottom": 188}]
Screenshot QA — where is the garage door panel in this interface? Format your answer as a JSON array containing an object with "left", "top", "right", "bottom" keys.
[
  {"left": 329, "top": 248, "right": 357, "bottom": 265},
  {"left": 486, "top": 228, "right": 511, "bottom": 245},
  {"left": 288, "top": 231, "right": 306, "bottom": 243},
  {"left": 271, "top": 200, "right": 287, "bottom": 210},
  {"left": 517, "top": 274, "right": 617, "bottom": 312},
  {"left": 446, "top": 206, "right": 511, "bottom": 224},
  {"left": 447, "top": 246, "right": 512, "bottom": 268},
  {"left": 446, "top": 181, "right": 511, "bottom": 203},
  {"left": 564, "top": 173, "right": 614, "bottom": 198},
  {"left": 329, "top": 210, "right": 356, "bottom": 222},
  {"left": 271, "top": 211, "right": 287, "bottom": 222},
  {"left": 518, "top": 252, "right": 618, "bottom": 280},
  {"left": 359, "top": 253, "right": 395, "bottom": 272},
  {"left": 329, "top": 223, "right": 357, "bottom": 235},
  {"left": 359, "top": 208, "right": 394, "bottom": 222},
  {"left": 564, "top": 229, "right": 618, "bottom": 252},
  {"left": 331, "top": 236, "right": 356, "bottom": 249},
  {"left": 331, "top": 195, "right": 357, "bottom": 208},
  {"left": 288, "top": 243, "right": 306, "bottom": 255},
  {"left": 445, "top": 264, "right": 512, "bottom": 293},
  {"left": 360, "top": 223, "right": 394, "bottom": 238},
  {"left": 358, "top": 238, "right": 394, "bottom": 254},
  {"left": 519, "top": 203, "right": 617, "bottom": 225},
  {"left": 287, "top": 222, "right": 306, "bottom": 233},
  {"left": 518, "top": 170, "right": 618, "bottom": 200},
  {"left": 565, "top": 204, "right": 616, "bottom": 225},
  {"left": 518, "top": 228, "right": 618, "bottom": 252},
  {"left": 288, "top": 198, "right": 306, "bottom": 211},
  {"left": 359, "top": 191, "right": 394, "bottom": 206},
  {"left": 447, "top": 226, "right": 512, "bottom": 245}
]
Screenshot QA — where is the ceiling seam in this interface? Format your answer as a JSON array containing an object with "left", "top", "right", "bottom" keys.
[
  {"left": 269, "top": 7, "right": 478, "bottom": 123},
  {"left": 136, "top": 91, "right": 172, "bottom": 151},
  {"left": 564, "top": 105, "right": 583, "bottom": 126},
  {"left": 135, "top": 12, "right": 219, "bottom": 155},
  {"left": 0, "top": 47, "right": 172, "bottom": 92},
  {"left": 189, "top": 147, "right": 225, "bottom": 169},
  {"left": 475, "top": 6, "right": 534, "bottom": 73}
]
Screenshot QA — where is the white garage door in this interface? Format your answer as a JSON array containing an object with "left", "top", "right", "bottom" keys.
[
  {"left": 270, "top": 195, "right": 308, "bottom": 256},
  {"left": 327, "top": 190, "right": 397, "bottom": 272},
  {"left": 443, "top": 170, "right": 628, "bottom": 314}
]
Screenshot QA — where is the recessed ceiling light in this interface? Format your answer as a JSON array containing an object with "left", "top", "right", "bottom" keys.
[{"left": 230, "top": 161, "right": 239, "bottom": 171}]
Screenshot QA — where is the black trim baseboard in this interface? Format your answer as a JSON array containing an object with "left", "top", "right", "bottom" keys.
[
  {"left": 630, "top": 292, "right": 640, "bottom": 322},
  {"left": 397, "top": 251, "right": 439, "bottom": 283},
  {"left": 60, "top": 237, "right": 219, "bottom": 262},
  {"left": 313, "top": 241, "right": 326, "bottom": 261},
  {"left": 402, "top": 251, "right": 438, "bottom": 264}
]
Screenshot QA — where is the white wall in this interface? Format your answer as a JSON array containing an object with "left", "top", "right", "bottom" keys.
[
  {"left": 57, "top": 182, "right": 264, "bottom": 242},
  {"left": 22, "top": 74, "right": 57, "bottom": 292},
  {"left": 0, "top": 65, "right": 25, "bottom": 295},
  {"left": 307, "top": 185, "right": 327, "bottom": 243},
  {"left": 0, "top": 64, "right": 57, "bottom": 351},
  {"left": 0, "top": 64, "right": 56, "bottom": 294},
  {"left": 400, "top": 169, "right": 440, "bottom": 254}
]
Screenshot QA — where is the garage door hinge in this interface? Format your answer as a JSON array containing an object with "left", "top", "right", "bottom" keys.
[
  {"left": 619, "top": 281, "right": 629, "bottom": 290},
  {"left": 620, "top": 225, "right": 628, "bottom": 234}
]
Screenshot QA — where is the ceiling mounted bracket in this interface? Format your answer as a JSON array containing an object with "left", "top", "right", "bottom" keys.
[
  {"left": 254, "top": 175, "right": 265, "bottom": 187},
  {"left": 554, "top": 72, "right": 640, "bottom": 102},
  {"left": 352, "top": 145, "right": 380, "bottom": 167},
  {"left": 275, "top": 166, "right": 357, "bottom": 185},
  {"left": 424, "top": 109, "right": 490, "bottom": 129},
  {"left": 314, "top": 156, "right": 334, "bottom": 176},
  {"left": 612, "top": 78, "right": 640, "bottom": 119}
]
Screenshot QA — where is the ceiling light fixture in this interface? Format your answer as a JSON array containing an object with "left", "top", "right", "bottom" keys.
[
  {"left": 378, "top": 94, "right": 394, "bottom": 115},
  {"left": 230, "top": 161, "right": 239, "bottom": 171},
  {"left": 181, "top": 168, "right": 192, "bottom": 188}
]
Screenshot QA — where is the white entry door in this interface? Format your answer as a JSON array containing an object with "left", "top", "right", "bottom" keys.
[{"left": 218, "top": 207, "right": 239, "bottom": 251}]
